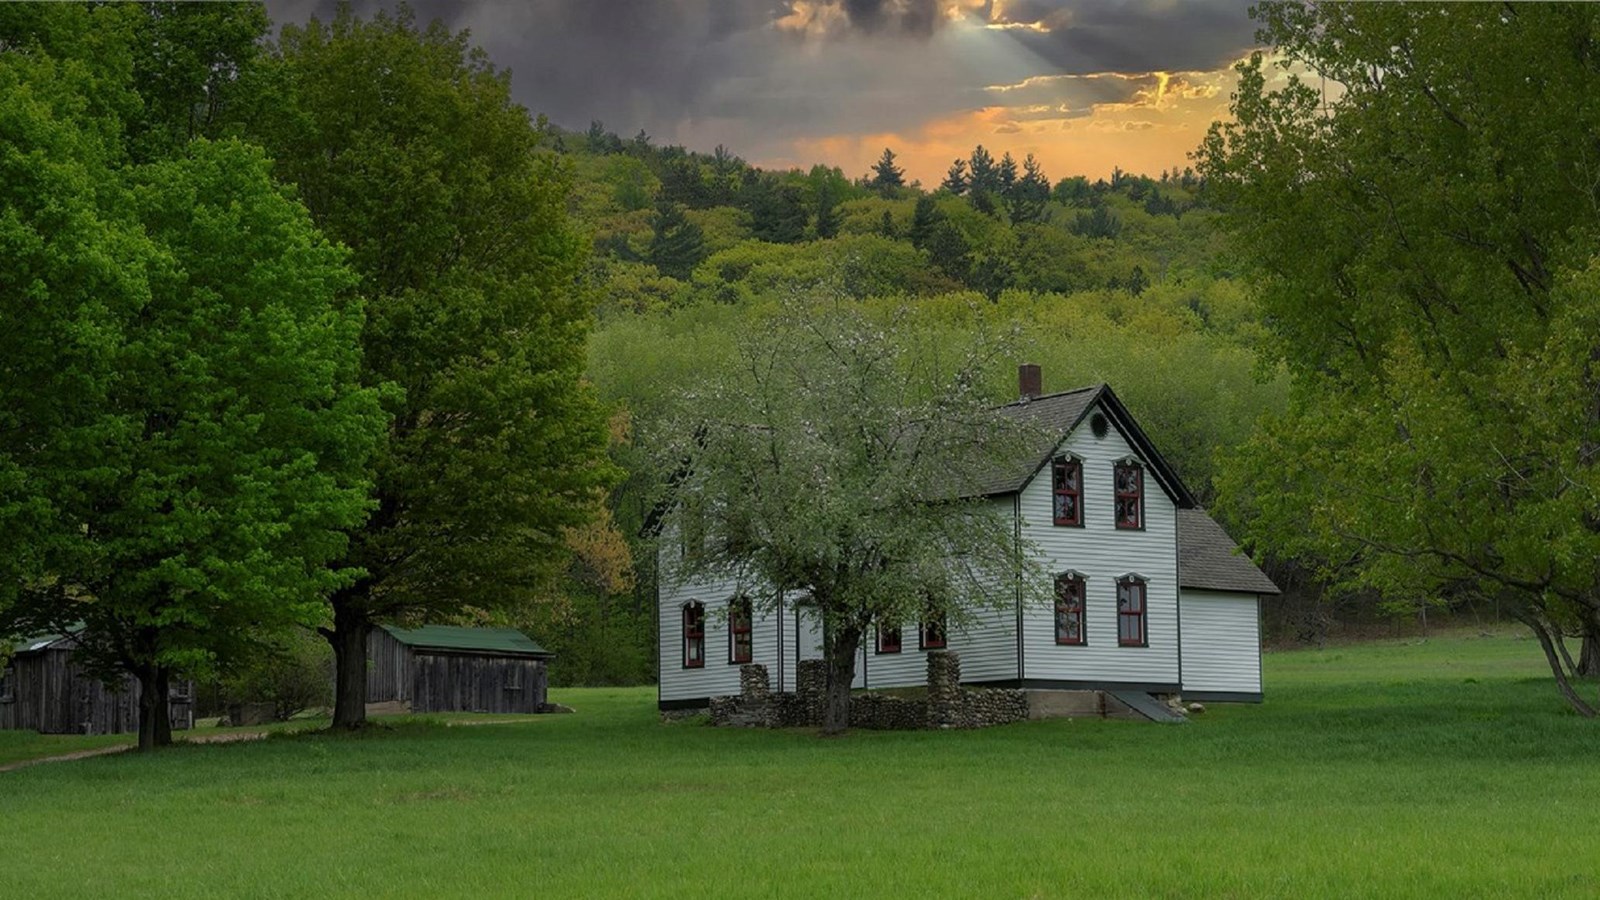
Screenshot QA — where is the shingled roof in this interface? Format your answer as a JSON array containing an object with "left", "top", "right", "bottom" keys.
[
  {"left": 380, "top": 625, "right": 553, "bottom": 658},
  {"left": 1177, "top": 508, "right": 1280, "bottom": 595},
  {"left": 970, "top": 384, "right": 1197, "bottom": 508}
]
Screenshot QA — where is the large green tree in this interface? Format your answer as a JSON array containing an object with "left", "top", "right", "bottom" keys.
[
  {"left": 1198, "top": 3, "right": 1600, "bottom": 713},
  {"left": 658, "top": 296, "right": 1043, "bottom": 734},
  {"left": 0, "top": 41, "right": 383, "bottom": 748},
  {"left": 243, "top": 7, "right": 616, "bottom": 727}
]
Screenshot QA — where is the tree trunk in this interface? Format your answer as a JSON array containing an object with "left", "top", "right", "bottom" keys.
[
  {"left": 1515, "top": 611, "right": 1597, "bottom": 718},
  {"left": 1579, "top": 615, "right": 1600, "bottom": 678},
  {"left": 327, "top": 595, "right": 372, "bottom": 730},
  {"left": 821, "top": 623, "right": 862, "bottom": 736},
  {"left": 136, "top": 664, "right": 173, "bottom": 752}
]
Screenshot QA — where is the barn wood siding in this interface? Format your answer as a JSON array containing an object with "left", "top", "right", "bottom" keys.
[
  {"left": 366, "top": 628, "right": 413, "bottom": 705},
  {"left": 0, "top": 648, "right": 194, "bottom": 735},
  {"left": 410, "top": 652, "right": 548, "bottom": 714}
]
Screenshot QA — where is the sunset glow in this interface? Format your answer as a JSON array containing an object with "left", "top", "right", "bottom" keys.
[{"left": 264, "top": 0, "right": 1264, "bottom": 182}]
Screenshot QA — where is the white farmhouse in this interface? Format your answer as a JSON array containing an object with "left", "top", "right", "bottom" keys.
[{"left": 656, "top": 367, "right": 1279, "bottom": 716}]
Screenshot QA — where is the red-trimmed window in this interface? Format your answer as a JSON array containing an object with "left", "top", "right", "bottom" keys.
[
  {"left": 1114, "top": 461, "right": 1144, "bottom": 530},
  {"left": 728, "top": 597, "right": 753, "bottom": 664},
  {"left": 1116, "top": 576, "right": 1147, "bottom": 647},
  {"left": 682, "top": 601, "right": 706, "bottom": 668},
  {"left": 876, "top": 623, "right": 902, "bottom": 654},
  {"left": 1054, "top": 572, "right": 1086, "bottom": 645},
  {"left": 1052, "top": 457, "right": 1083, "bottom": 526},
  {"left": 919, "top": 610, "right": 947, "bottom": 650}
]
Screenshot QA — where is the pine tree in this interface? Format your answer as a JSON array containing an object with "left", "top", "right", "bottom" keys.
[
  {"left": 998, "top": 151, "right": 1019, "bottom": 200},
  {"left": 909, "top": 194, "right": 942, "bottom": 250},
  {"left": 869, "top": 146, "right": 905, "bottom": 197},
  {"left": 814, "top": 182, "right": 841, "bottom": 239},
  {"left": 941, "top": 158, "right": 968, "bottom": 195},
  {"left": 967, "top": 145, "right": 997, "bottom": 195},
  {"left": 1013, "top": 153, "right": 1051, "bottom": 223},
  {"left": 745, "top": 175, "right": 808, "bottom": 243},
  {"left": 648, "top": 202, "right": 707, "bottom": 279}
]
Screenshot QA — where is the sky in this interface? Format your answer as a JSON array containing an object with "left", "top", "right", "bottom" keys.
[{"left": 261, "top": 0, "right": 1265, "bottom": 185}]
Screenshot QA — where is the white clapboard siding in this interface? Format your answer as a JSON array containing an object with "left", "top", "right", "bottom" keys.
[
  {"left": 1018, "top": 402, "right": 1182, "bottom": 687},
  {"left": 1178, "top": 590, "right": 1262, "bottom": 695},
  {"left": 657, "top": 535, "right": 786, "bottom": 703},
  {"left": 860, "top": 603, "right": 1018, "bottom": 690}
]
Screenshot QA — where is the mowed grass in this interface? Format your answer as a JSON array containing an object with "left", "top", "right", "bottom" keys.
[{"left": 3, "top": 628, "right": 1599, "bottom": 899}]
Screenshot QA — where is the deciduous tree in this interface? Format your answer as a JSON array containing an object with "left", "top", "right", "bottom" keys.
[
  {"left": 244, "top": 7, "right": 617, "bottom": 728},
  {"left": 659, "top": 296, "right": 1043, "bottom": 734},
  {"left": 1199, "top": 2, "right": 1600, "bottom": 713}
]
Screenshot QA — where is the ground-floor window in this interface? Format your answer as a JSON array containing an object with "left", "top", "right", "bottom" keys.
[
  {"left": 1117, "top": 576, "right": 1147, "bottom": 647},
  {"left": 919, "top": 610, "right": 947, "bottom": 650},
  {"left": 729, "top": 597, "right": 753, "bottom": 664},
  {"left": 683, "top": 601, "right": 706, "bottom": 668},
  {"left": 1055, "top": 572, "right": 1086, "bottom": 645},
  {"left": 876, "top": 622, "right": 902, "bottom": 654}
]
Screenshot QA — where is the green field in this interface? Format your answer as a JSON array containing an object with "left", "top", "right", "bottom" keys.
[{"left": 3, "top": 628, "right": 1598, "bottom": 898}]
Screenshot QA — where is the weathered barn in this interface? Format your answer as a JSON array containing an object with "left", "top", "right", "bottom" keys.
[
  {"left": 366, "top": 625, "right": 552, "bottom": 715},
  {"left": 0, "top": 632, "right": 195, "bottom": 735}
]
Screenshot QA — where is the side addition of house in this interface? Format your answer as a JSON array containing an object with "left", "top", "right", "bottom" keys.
[{"left": 654, "top": 366, "right": 1280, "bottom": 714}]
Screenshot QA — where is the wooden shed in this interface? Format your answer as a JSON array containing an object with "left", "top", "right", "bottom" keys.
[
  {"left": 0, "top": 632, "right": 194, "bottom": 735},
  {"left": 366, "top": 625, "right": 552, "bottom": 715}
]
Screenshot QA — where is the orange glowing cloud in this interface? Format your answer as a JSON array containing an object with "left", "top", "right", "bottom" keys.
[{"left": 768, "top": 58, "right": 1251, "bottom": 184}]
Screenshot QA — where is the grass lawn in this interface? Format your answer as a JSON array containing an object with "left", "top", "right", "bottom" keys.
[{"left": 3, "top": 627, "right": 1598, "bottom": 898}]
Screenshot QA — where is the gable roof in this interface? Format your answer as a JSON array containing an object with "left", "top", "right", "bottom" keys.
[
  {"left": 1177, "top": 508, "right": 1281, "bottom": 595},
  {"left": 379, "top": 624, "right": 552, "bottom": 658},
  {"left": 11, "top": 627, "right": 82, "bottom": 655},
  {"left": 970, "top": 384, "right": 1198, "bottom": 508}
]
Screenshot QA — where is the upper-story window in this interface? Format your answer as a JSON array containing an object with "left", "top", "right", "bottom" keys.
[
  {"left": 1116, "top": 576, "right": 1147, "bottom": 647},
  {"left": 1054, "top": 572, "right": 1086, "bottom": 645},
  {"left": 1052, "top": 457, "right": 1083, "bottom": 527},
  {"left": 728, "top": 597, "right": 753, "bottom": 664},
  {"left": 919, "top": 609, "right": 948, "bottom": 650},
  {"left": 682, "top": 601, "right": 706, "bottom": 668},
  {"left": 1114, "top": 460, "right": 1144, "bottom": 530},
  {"left": 876, "top": 622, "right": 902, "bottom": 654}
]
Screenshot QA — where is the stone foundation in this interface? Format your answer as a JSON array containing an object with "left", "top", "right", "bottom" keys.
[{"left": 707, "top": 653, "right": 1029, "bottom": 731}]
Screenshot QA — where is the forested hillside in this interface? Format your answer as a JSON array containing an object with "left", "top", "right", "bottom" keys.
[{"left": 544, "top": 124, "right": 1292, "bottom": 684}]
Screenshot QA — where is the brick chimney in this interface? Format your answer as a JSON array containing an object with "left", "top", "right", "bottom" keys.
[{"left": 1018, "top": 363, "right": 1042, "bottom": 400}]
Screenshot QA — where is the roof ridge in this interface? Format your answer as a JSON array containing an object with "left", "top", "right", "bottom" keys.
[{"left": 997, "top": 382, "right": 1102, "bottom": 409}]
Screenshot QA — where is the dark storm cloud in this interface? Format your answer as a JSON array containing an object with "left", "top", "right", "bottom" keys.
[
  {"left": 995, "top": 0, "right": 1256, "bottom": 75},
  {"left": 260, "top": 1, "right": 1258, "bottom": 163},
  {"left": 262, "top": 0, "right": 780, "bottom": 137},
  {"left": 840, "top": 0, "right": 943, "bottom": 37}
]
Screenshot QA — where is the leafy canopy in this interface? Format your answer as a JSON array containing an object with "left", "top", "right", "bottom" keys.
[
  {"left": 659, "top": 293, "right": 1046, "bottom": 638},
  {"left": 1198, "top": 2, "right": 1600, "bottom": 711}
]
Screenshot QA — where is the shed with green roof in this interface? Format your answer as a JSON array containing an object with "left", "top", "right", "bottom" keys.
[{"left": 367, "top": 624, "right": 553, "bottom": 715}]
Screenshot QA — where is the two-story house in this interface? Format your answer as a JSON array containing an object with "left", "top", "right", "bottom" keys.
[{"left": 655, "top": 367, "right": 1279, "bottom": 714}]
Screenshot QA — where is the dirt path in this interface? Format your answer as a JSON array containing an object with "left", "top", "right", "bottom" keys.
[{"left": 0, "top": 730, "right": 271, "bottom": 774}]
